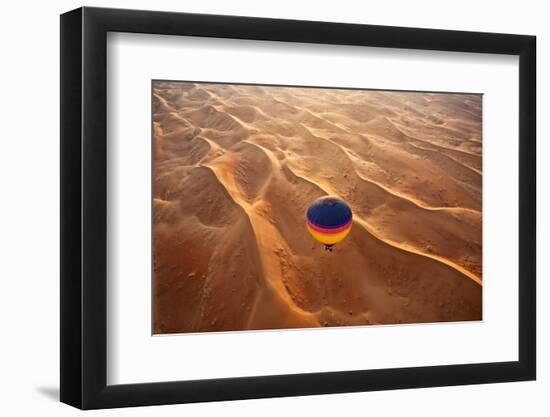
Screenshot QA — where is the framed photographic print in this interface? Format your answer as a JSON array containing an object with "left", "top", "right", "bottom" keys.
[{"left": 60, "top": 7, "right": 536, "bottom": 409}]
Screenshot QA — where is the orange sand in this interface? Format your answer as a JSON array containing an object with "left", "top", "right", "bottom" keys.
[{"left": 152, "top": 81, "right": 482, "bottom": 334}]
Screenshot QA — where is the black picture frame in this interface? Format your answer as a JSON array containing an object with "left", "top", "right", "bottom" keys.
[{"left": 60, "top": 6, "right": 536, "bottom": 410}]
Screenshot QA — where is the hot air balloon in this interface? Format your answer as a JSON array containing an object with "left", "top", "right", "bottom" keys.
[{"left": 306, "top": 196, "right": 353, "bottom": 251}]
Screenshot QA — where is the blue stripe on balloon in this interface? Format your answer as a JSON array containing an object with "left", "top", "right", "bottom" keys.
[{"left": 306, "top": 197, "right": 352, "bottom": 228}]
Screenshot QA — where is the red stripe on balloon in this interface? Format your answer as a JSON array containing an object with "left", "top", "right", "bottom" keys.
[{"left": 306, "top": 218, "right": 352, "bottom": 234}]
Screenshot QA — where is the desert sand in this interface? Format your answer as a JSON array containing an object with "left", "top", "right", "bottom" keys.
[{"left": 152, "top": 81, "right": 482, "bottom": 334}]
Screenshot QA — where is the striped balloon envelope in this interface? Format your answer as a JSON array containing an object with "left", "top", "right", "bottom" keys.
[{"left": 306, "top": 196, "right": 353, "bottom": 251}]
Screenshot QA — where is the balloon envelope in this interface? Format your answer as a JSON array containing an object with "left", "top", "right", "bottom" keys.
[{"left": 306, "top": 196, "right": 353, "bottom": 248}]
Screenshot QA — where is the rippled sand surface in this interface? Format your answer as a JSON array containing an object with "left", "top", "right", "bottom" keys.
[{"left": 152, "top": 81, "right": 482, "bottom": 334}]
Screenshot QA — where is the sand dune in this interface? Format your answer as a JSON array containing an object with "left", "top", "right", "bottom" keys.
[{"left": 152, "top": 81, "right": 482, "bottom": 334}]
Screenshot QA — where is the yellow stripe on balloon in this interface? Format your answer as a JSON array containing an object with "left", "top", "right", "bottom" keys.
[{"left": 306, "top": 223, "right": 352, "bottom": 245}]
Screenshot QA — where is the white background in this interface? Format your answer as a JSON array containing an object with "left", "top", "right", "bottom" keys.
[
  {"left": 0, "top": 0, "right": 546, "bottom": 416},
  {"left": 108, "top": 34, "right": 519, "bottom": 384}
]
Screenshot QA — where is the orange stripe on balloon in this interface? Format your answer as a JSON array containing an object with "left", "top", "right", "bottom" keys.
[{"left": 306, "top": 223, "right": 352, "bottom": 245}]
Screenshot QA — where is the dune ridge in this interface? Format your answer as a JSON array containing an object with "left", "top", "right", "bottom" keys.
[{"left": 153, "top": 81, "right": 482, "bottom": 334}]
